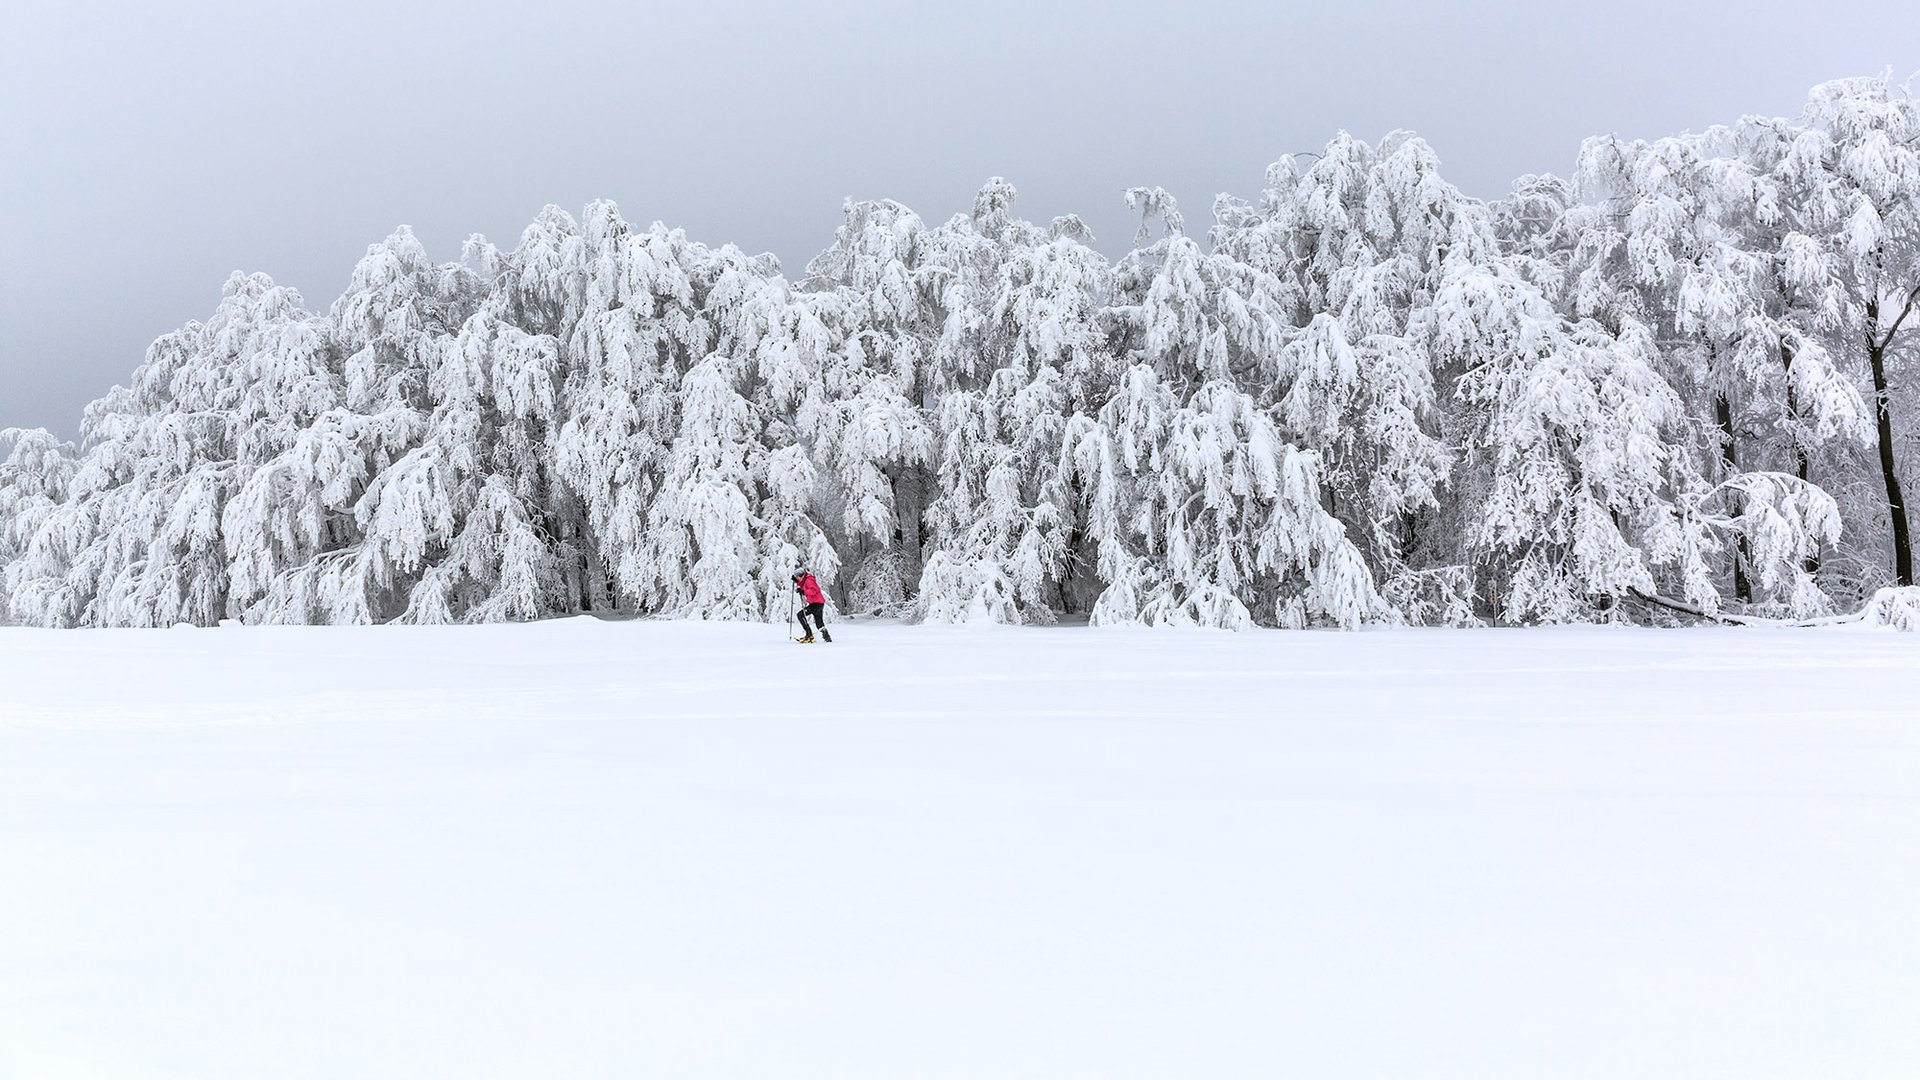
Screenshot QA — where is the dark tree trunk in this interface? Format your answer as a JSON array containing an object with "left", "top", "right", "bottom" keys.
[
  {"left": 1779, "top": 343, "right": 1813, "bottom": 483},
  {"left": 1715, "top": 393, "right": 1751, "bottom": 602},
  {"left": 1866, "top": 298, "right": 1914, "bottom": 587},
  {"left": 1781, "top": 342, "right": 1819, "bottom": 574}
]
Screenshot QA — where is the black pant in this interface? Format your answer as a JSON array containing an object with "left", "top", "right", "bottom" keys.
[{"left": 797, "top": 602, "right": 826, "bottom": 636}]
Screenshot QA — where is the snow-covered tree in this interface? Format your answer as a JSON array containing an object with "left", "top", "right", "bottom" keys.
[
  {"left": 1078, "top": 189, "right": 1384, "bottom": 627},
  {"left": 1762, "top": 75, "right": 1920, "bottom": 587},
  {"left": 1446, "top": 276, "right": 1685, "bottom": 622},
  {"left": 8, "top": 273, "right": 345, "bottom": 626},
  {"left": 633, "top": 353, "right": 785, "bottom": 619},
  {"left": 1213, "top": 134, "right": 1487, "bottom": 617},
  {"left": 1569, "top": 128, "right": 1867, "bottom": 610},
  {"left": 0, "top": 429, "right": 76, "bottom": 624},
  {"left": 914, "top": 180, "right": 1106, "bottom": 623},
  {"left": 550, "top": 207, "right": 724, "bottom": 609},
  {"left": 360, "top": 312, "right": 572, "bottom": 624},
  {"left": 797, "top": 198, "right": 939, "bottom": 614}
]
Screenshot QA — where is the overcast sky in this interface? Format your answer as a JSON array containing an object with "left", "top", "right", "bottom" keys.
[{"left": 1, "top": 0, "right": 1911, "bottom": 438}]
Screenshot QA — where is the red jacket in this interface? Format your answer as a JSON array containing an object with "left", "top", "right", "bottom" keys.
[{"left": 796, "top": 573, "right": 825, "bottom": 605}]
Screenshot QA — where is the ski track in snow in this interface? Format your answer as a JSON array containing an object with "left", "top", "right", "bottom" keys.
[{"left": 1, "top": 619, "right": 1916, "bottom": 1080}]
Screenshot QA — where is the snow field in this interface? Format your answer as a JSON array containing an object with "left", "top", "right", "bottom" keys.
[{"left": 1, "top": 619, "right": 1916, "bottom": 1079}]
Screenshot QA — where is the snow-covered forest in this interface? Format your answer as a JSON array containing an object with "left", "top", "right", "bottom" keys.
[{"left": 3, "top": 75, "right": 1917, "bottom": 629}]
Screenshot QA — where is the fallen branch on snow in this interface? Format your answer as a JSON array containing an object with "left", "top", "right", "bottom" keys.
[{"left": 1630, "top": 587, "right": 1920, "bottom": 629}]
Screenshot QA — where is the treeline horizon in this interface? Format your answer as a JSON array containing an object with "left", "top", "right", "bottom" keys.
[{"left": 2, "top": 74, "right": 1916, "bottom": 629}]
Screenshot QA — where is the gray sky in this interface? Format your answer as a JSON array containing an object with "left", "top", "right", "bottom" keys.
[{"left": 2, "top": 0, "right": 1911, "bottom": 439}]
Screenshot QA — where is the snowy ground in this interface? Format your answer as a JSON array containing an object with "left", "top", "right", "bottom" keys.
[{"left": 1, "top": 619, "right": 1915, "bottom": 1080}]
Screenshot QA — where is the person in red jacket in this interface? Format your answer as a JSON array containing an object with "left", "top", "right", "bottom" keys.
[{"left": 792, "top": 567, "right": 832, "bottom": 643}]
